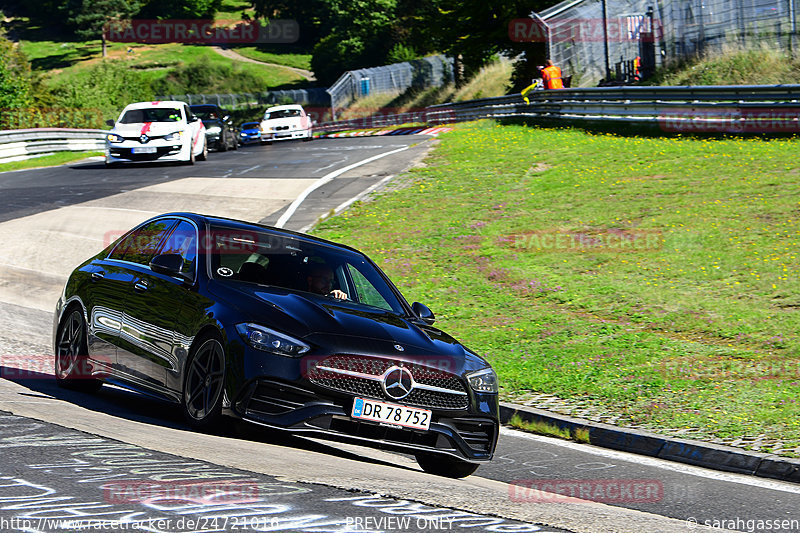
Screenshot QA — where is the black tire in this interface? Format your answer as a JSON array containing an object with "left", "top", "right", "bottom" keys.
[
  {"left": 54, "top": 308, "right": 103, "bottom": 392},
  {"left": 182, "top": 334, "right": 226, "bottom": 431},
  {"left": 218, "top": 138, "right": 227, "bottom": 152},
  {"left": 196, "top": 139, "right": 208, "bottom": 161},
  {"left": 415, "top": 453, "right": 480, "bottom": 478}
]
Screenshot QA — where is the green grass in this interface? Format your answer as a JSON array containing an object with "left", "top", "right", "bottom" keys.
[
  {"left": 338, "top": 58, "right": 512, "bottom": 120},
  {"left": 0, "top": 152, "right": 102, "bottom": 172},
  {"left": 216, "top": 0, "right": 255, "bottom": 19},
  {"left": 22, "top": 42, "right": 306, "bottom": 94},
  {"left": 313, "top": 121, "right": 800, "bottom": 451},
  {"left": 645, "top": 44, "right": 800, "bottom": 86},
  {"left": 508, "top": 414, "right": 591, "bottom": 443},
  {"left": 233, "top": 46, "right": 313, "bottom": 71}
]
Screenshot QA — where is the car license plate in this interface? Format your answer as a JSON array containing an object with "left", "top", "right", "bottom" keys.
[
  {"left": 132, "top": 147, "right": 157, "bottom": 154},
  {"left": 351, "top": 397, "right": 431, "bottom": 430}
]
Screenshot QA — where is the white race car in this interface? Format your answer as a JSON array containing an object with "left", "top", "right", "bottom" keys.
[
  {"left": 259, "top": 104, "right": 313, "bottom": 143},
  {"left": 105, "top": 101, "right": 207, "bottom": 166}
]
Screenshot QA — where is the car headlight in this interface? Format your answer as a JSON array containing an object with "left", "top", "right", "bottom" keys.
[
  {"left": 206, "top": 126, "right": 221, "bottom": 134},
  {"left": 236, "top": 323, "right": 310, "bottom": 357},
  {"left": 466, "top": 368, "right": 498, "bottom": 393},
  {"left": 107, "top": 133, "right": 124, "bottom": 143},
  {"left": 164, "top": 131, "right": 182, "bottom": 141},
  {"left": 240, "top": 132, "right": 247, "bottom": 136}
]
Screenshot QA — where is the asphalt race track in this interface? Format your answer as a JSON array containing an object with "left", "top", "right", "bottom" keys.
[{"left": 1, "top": 137, "right": 799, "bottom": 533}]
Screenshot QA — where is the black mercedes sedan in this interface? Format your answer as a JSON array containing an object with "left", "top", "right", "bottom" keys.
[{"left": 53, "top": 213, "right": 499, "bottom": 477}]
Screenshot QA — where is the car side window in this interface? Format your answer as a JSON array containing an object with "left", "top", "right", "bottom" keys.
[
  {"left": 109, "top": 219, "right": 177, "bottom": 266},
  {"left": 347, "top": 264, "right": 393, "bottom": 311},
  {"left": 184, "top": 106, "right": 192, "bottom": 122},
  {"left": 159, "top": 220, "right": 198, "bottom": 280}
]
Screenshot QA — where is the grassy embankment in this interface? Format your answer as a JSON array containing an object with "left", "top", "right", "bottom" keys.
[
  {"left": 338, "top": 59, "right": 513, "bottom": 120},
  {"left": 646, "top": 45, "right": 800, "bottom": 86},
  {"left": 313, "top": 121, "right": 800, "bottom": 453}
]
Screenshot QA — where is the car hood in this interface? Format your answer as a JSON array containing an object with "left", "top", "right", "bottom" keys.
[
  {"left": 112, "top": 122, "right": 186, "bottom": 137},
  {"left": 262, "top": 117, "right": 303, "bottom": 128},
  {"left": 201, "top": 119, "right": 223, "bottom": 128},
  {"left": 210, "top": 281, "right": 488, "bottom": 369}
]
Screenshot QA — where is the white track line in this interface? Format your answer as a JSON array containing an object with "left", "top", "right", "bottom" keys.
[
  {"left": 274, "top": 145, "right": 410, "bottom": 228},
  {"left": 500, "top": 427, "right": 800, "bottom": 495}
]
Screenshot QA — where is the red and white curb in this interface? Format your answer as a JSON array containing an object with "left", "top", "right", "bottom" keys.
[{"left": 319, "top": 126, "right": 453, "bottom": 138}]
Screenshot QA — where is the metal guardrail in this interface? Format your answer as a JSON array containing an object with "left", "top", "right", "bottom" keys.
[
  {"left": 0, "top": 129, "right": 106, "bottom": 164},
  {"left": 316, "top": 84, "right": 800, "bottom": 134}
]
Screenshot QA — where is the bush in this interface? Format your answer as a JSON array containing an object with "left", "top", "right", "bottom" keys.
[
  {"left": 0, "top": 34, "right": 35, "bottom": 129},
  {"left": 48, "top": 60, "right": 153, "bottom": 127},
  {"left": 151, "top": 55, "right": 267, "bottom": 95}
]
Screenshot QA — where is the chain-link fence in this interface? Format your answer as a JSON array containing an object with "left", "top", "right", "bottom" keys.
[
  {"left": 536, "top": 0, "right": 799, "bottom": 87},
  {"left": 327, "top": 55, "right": 454, "bottom": 119}
]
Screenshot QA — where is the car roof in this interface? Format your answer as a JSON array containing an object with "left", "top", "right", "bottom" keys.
[
  {"left": 265, "top": 104, "right": 304, "bottom": 112},
  {"left": 122, "top": 100, "right": 187, "bottom": 111},
  {"left": 148, "top": 212, "right": 362, "bottom": 253}
]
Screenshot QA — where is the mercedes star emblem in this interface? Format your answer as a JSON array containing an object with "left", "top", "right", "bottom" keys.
[{"left": 382, "top": 366, "right": 414, "bottom": 400}]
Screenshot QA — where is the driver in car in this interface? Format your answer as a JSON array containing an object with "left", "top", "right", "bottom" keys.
[{"left": 306, "top": 263, "right": 347, "bottom": 300}]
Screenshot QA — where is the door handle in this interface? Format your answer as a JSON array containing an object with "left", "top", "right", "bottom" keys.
[
  {"left": 91, "top": 271, "right": 105, "bottom": 280},
  {"left": 134, "top": 280, "right": 149, "bottom": 292}
]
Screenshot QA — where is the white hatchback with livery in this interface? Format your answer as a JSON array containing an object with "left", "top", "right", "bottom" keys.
[{"left": 105, "top": 101, "right": 207, "bottom": 166}]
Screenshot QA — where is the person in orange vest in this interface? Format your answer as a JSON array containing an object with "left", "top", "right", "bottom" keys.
[
  {"left": 633, "top": 56, "right": 642, "bottom": 81},
  {"left": 541, "top": 60, "right": 564, "bottom": 90}
]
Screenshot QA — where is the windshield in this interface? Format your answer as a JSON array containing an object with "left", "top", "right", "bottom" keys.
[
  {"left": 120, "top": 108, "right": 182, "bottom": 123},
  {"left": 241, "top": 122, "right": 259, "bottom": 129},
  {"left": 264, "top": 109, "right": 301, "bottom": 120},
  {"left": 208, "top": 225, "right": 407, "bottom": 314},
  {"left": 192, "top": 108, "right": 220, "bottom": 120}
]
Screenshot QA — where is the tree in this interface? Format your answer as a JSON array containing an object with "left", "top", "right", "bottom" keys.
[
  {"left": 309, "top": 0, "right": 397, "bottom": 85},
  {"left": 247, "top": 0, "right": 334, "bottom": 47},
  {"left": 137, "top": 0, "right": 223, "bottom": 20},
  {"left": 66, "top": 0, "right": 142, "bottom": 57}
]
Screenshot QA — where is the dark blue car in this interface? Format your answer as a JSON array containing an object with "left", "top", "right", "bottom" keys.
[
  {"left": 53, "top": 213, "right": 499, "bottom": 477},
  {"left": 239, "top": 122, "right": 261, "bottom": 145}
]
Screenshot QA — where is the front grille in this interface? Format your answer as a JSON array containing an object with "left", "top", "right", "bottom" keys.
[{"left": 307, "top": 355, "right": 469, "bottom": 410}]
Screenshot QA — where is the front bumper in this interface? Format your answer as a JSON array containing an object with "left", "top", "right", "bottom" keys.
[
  {"left": 263, "top": 128, "right": 311, "bottom": 141},
  {"left": 232, "top": 379, "right": 497, "bottom": 461},
  {"left": 106, "top": 140, "right": 188, "bottom": 163},
  {"left": 225, "top": 344, "right": 499, "bottom": 462}
]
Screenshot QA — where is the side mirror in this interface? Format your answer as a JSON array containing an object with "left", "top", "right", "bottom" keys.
[
  {"left": 223, "top": 115, "right": 230, "bottom": 122},
  {"left": 150, "top": 253, "right": 189, "bottom": 281},
  {"left": 105, "top": 119, "right": 115, "bottom": 127},
  {"left": 190, "top": 115, "right": 199, "bottom": 122},
  {"left": 412, "top": 302, "right": 435, "bottom": 325}
]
